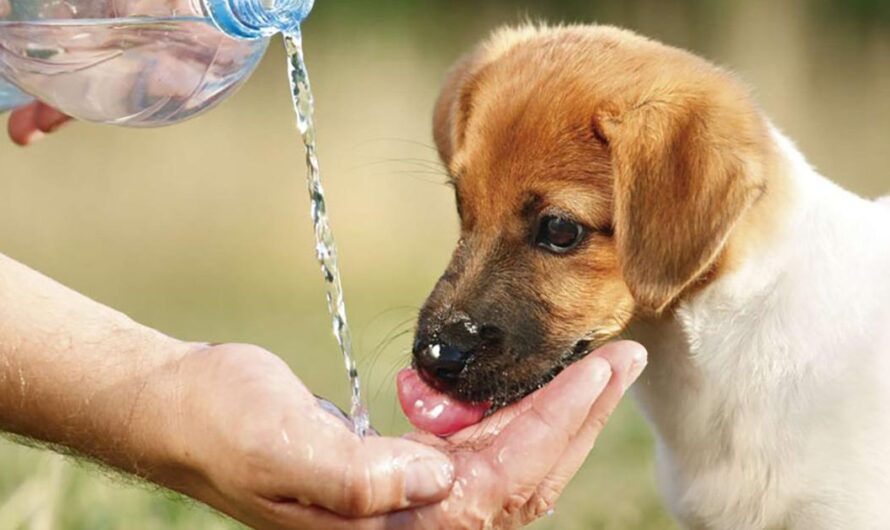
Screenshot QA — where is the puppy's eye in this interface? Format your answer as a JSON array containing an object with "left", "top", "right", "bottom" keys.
[{"left": 536, "top": 215, "right": 586, "bottom": 254}]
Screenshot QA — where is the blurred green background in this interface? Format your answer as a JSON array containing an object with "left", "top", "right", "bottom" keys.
[{"left": 2, "top": 0, "right": 889, "bottom": 528}]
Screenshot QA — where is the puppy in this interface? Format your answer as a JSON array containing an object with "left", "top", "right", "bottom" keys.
[{"left": 408, "top": 24, "right": 890, "bottom": 529}]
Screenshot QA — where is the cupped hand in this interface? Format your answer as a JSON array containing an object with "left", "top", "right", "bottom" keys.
[
  {"left": 159, "top": 344, "right": 455, "bottom": 530},
  {"left": 7, "top": 102, "right": 70, "bottom": 146},
  {"left": 156, "top": 341, "right": 644, "bottom": 530}
]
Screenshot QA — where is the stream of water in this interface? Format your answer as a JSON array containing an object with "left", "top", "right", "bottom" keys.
[{"left": 284, "top": 32, "right": 370, "bottom": 438}]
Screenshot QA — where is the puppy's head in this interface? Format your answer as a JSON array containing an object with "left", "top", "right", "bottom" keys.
[{"left": 414, "top": 24, "right": 773, "bottom": 407}]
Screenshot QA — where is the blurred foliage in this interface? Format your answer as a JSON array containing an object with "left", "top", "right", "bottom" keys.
[
  {"left": 822, "top": 0, "right": 890, "bottom": 25},
  {"left": 308, "top": 0, "right": 890, "bottom": 27}
]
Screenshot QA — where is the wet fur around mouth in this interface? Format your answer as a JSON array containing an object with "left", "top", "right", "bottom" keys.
[{"left": 414, "top": 334, "right": 616, "bottom": 413}]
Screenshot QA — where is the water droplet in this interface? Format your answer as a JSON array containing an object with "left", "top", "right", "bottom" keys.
[
  {"left": 427, "top": 403, "right": 445, "bottom": 419},
  {"left": 452, "top": 478, "right": 465, "bottom": 499}
]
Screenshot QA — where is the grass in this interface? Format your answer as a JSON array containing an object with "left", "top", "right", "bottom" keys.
[{"left": 1, "top": 1, "right": 889, "bottom": 528}]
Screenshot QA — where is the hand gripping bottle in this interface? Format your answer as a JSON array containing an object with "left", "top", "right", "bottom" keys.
[{"left": 0, "top": 0, "right": 314, "bottom": 126}]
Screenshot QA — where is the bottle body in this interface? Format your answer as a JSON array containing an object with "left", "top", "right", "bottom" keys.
[
  {"left": 0, "top": 75, "right": 30, "bottom": 109},
  {"left": 0, "top": 0, "right": 311, "bottom": 126}
]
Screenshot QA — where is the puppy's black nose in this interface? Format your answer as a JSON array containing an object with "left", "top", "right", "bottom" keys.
[
  {"left": 414, "top": 317, "right": 503, "bottom": 391},
  {"left": 415, "top": 343, "right": 470, "bottom": 389}
]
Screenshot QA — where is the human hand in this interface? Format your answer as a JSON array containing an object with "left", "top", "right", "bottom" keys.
[
  {"left": 156, "top": 344, "right": 456, "bottom": 530},
  {"left": 7, "top": 101, "right": 70, "bottom": 146},
  {"left": 176, "top": 341, "right": 644, "bottom": 529}
]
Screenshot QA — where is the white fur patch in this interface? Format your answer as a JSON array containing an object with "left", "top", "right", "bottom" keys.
[{"left": 630, "top": 128, "right": 890, "bottom": 529}]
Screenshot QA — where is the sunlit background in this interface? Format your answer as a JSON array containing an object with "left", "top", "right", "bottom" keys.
[{"left": 1, "top": 1, "right": 889, "bottom": 528}]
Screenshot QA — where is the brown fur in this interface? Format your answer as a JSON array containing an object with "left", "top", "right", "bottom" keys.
[{"left": 415, "top": 23, "right": 778, "bottom": 406}]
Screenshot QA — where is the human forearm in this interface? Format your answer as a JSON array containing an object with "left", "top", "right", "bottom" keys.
[{"left": 0, "top": 252, "right": 192, "bottom": 480}]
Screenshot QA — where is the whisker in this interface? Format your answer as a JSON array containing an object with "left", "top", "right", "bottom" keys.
[
  {"left": 348, "top": 157, "right": 446, "bottom": 172},
  {"left": 351, "top": 137, "right": 440, "bottom": 153},
  {"left": 357, "top": 170, "right": 451, "bottom": 187},
  {"left": 362, "top": 327, "right": 413, "bottom": 384}
]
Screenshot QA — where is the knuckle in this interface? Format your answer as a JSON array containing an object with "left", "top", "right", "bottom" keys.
[
  {"left": 454, "top": 511, "right": 491, "bottom": 530},
  {"left": 535, "top": 483, "right": 560, "bottom": 509},
  {"left": 586, "top": 412, "right": 610, "bottom": 436},
  {"left": 521, "top": 493, "right": 556, "bottom": 525},
  {"left": 504, "top": 492, "right": 528, "bottom": 517},
  {"left": 233, "top": 424, "right": 273, "bottom": 464},
  {"left": 336, "top": 451, "right": 375, "bottom": 517},
  {"left": 233, "top": 431, "right": 277, "bottom": 483}
]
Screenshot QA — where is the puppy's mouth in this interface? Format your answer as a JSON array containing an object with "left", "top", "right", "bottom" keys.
[
  {"left": 397, "top": 337, "right": 602, "bottom": 437},
  {"left": 396, "top": 368, "right": 491, "bottom": 437}
]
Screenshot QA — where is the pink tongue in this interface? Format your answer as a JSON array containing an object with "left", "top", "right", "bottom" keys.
[{"left": 397, "top": 369, "right": 491, "bottom": 437}]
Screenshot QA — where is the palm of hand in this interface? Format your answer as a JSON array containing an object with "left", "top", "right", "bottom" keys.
[{"left": 166, "top": 342, "right": 642, "bottom": 530}]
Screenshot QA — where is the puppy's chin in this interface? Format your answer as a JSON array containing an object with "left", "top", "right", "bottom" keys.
[{"left": 430, "top": 339, "right": 604, "bottom": 412}]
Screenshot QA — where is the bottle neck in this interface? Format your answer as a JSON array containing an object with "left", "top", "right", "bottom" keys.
[{"left": 203, "top": 0, "right": 314, "bottom": 39}]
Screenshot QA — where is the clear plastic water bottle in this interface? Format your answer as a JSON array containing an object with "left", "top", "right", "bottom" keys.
[{"left": 0, "top": 0, "right": 313, "bottom": 126}]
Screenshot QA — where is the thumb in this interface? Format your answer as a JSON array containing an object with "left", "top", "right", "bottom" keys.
[{"left": 290, "top": 428, "right": 454, "bottom": 518}]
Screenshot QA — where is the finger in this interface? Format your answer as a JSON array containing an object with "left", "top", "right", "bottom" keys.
[
  {"left": 529, "top": 342, "right": 647, "bottom": 517},
  {"left": 7, "top": 102, "right": 42, "bottom": 146},
  {"left": 441, "top": 341, "right": 644, "bottom": 446},
  {"left": 0, "top": 0, "right": 10, "bottom": 17},
  {"left": 34, "top": 103, "right": 70, "bottom": 133},
  {"left": 440, "top": 353, "right": 613, "bottom": 447},
  {"left": 435, "top": 390, "right": 535, "bottom": 447},
  {"left": 488, "top": 353, "right": 612, "bottom": 492},
  {"left": 281, "top": 416, "right": 454, "bottom": 518},
  {"left": 233, "top": 496, "right": 426, "bottom": 530}
]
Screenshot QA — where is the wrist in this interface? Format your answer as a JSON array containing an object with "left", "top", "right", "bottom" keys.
[
  {"left": 0, "top": 254, "right": 211, "bottom": 495},
  {"left": 122, "top": 341, "right": 212, "bottom": 495}
]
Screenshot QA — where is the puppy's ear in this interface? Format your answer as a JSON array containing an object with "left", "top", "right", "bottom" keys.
[
  {"left": 433, "top": 51, "right": 483, "bottom": 165},
  {"left": 601, "top": 91, "right": 770, "bottom": 313}
]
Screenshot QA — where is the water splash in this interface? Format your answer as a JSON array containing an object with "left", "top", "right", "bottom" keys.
[{"left": 284, "top": 32, "right": 369, "bottom": 438}]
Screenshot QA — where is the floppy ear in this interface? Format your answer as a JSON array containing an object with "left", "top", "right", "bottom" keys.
[
  {"left": 601, "top": 93, "right": 770, "bottom": 314},
  {"left": 433, "top": 52, "right": 483, "bottom": 166}
]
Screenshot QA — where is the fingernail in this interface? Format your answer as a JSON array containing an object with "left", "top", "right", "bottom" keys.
[
  {"left": 623, "top": 346, "right": 648, "bottom": 391},
  {"left": 405, "top": 457, "right": 454, "bottom": 503},
  {"left": 43, "top": 116, "right": 69, "bottom": 133}
]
